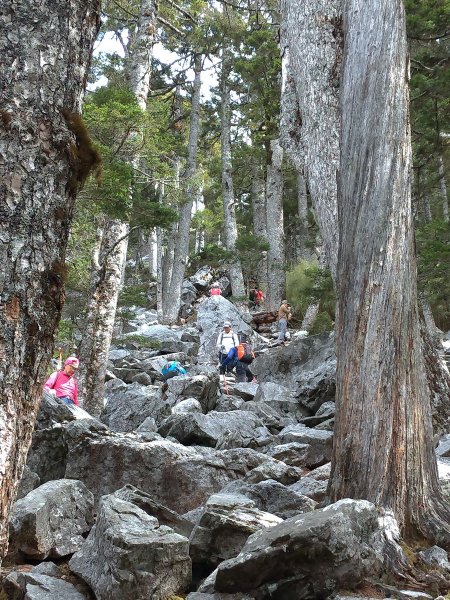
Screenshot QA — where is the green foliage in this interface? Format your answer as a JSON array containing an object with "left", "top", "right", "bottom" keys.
[
  {"left": 56, "top": 319, "right": 77, "bottom": 348},
  {"left": 236, "top": 233, "right": 270, "bottom": 280},
  {"left": 286, "top": 260, "right": 335, "bottom": 329},
  {"left": 189, "top": 244, "right": 233, "bottom": 271},
  {"left": 118, "top": 284, "right": 150, "bottom": 308},
  {"left": 417, "top": 219, "right": 450, "bottom": 329}
]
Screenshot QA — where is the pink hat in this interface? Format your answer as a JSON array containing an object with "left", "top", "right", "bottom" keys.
[{"left": 64, "top": 356, "right": 79, "bottom": 369}]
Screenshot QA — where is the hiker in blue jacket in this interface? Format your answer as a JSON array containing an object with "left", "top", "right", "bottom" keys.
[{"left": 219, "top": 333, "right": 254, "bottom": 383}]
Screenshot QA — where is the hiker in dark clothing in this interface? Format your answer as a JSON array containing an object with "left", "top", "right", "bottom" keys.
[{"left": 220, "top": 333, "right": 255, "bottom": 383}]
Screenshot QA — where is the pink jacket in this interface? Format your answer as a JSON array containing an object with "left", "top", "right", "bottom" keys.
[{"left": 44, "top": 371, "right": 79, "bottom": 405}]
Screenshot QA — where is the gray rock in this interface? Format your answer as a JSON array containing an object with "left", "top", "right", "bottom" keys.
[
  {"left": 251, "top": 333, "right": 336, "bottom": 413},
  {"left": 160, "top": 339, "right": 199, "bottom": 356},
  {"left": 135, "top": 416, "right": 157, "bottom": 433},
  {"left": 213, "top": 499, "right": 393, "bottom": 597},
  {"left": 214, "top": 395, "right": 245, "bottom": 412},
  {"left": 418, "top": 545, "right": 450, "bottom": 571},
  {"left": 166, "top": 370, "right": 220, "bottom": 413},
  {"left": 221, "top": 479, "right": 316, "bottom": 519},
  {"left": 186, "top": 594, "right": 255, "bottom": 600},
  {"left": 289, "top": 476, "right": 328, "bottom": 502},
  {"left": 252, "top": 382, "right": 307, "bottom": 421},
  {"left": 16, "top": 465, "right": 40, "bottom": 500},
  {"left": 31, "top": 562, "right": 61, "bottom": 577},
  {"left": 278, "top": 424, "right": 333, "bottom": 468},
  {"left": 181, "top": 327, "right": 201, "bottom": 343},
  {"left": 240, "top": 401, "right": 295, "bottom": 432},
  {"left": 9, "top": 479, "right": 94, "bottom": 559},
  {"left": 190, "top": 265, "right": 214, "bottom": 289},
  {"left": 130, "top": 372, "right": 153, "bottom": 385},
  {"left": 111, "top": 485, "right": 194, "bottom": 538},
  {"left": 264, "top": 442, "right": 311, "bottom": 468},
  {"left": 158, "top": 411, "right": 272, "bottom": 448},
  {"left": 190, "top": 492, "right": 282, "bottom": 568},
  {"left": 3, "top": 571, "right": 88, "bottom": 600},
  {"left": 101, "top": 382, "right": 169, "bottom": 431},
  {"left": 197, "top": 297, "right": 254, "bottom": 361},
  {"left": 231, "top": 383, "right": 258, "bottom": 401},
  {"left": 125, "top": 323, "right": 181, "bottom": 341},
  {"left": 173, "top": 398, "right": 203, "bottom": 413},
  {"left": 63, "top": 425, "right": 277, "bottom": 513},
  {"left": 244, "top": 461, "right": 302, "bottom": 486},
  {"left": 69, "top": 495, "right": 191, "bottom": 600}
]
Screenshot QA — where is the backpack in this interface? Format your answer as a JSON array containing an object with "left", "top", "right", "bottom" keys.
[
  {"left": 161, "top": 361, "right": 187, "bottom": 381},
  {"left": 237, "top": 342, "right": 254, "bottom": 364}
]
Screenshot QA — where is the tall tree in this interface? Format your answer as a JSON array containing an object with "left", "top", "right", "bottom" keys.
[
  {"left": 0, "top": 0, "right": 100, "bottom": 559},
  {"left": 328, "top": 0, "right": 450, "bottom": 541}
]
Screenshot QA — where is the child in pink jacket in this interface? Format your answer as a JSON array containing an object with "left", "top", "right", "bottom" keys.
[{"left": 44, "top": 356, "right": 79, "bottom": 405}]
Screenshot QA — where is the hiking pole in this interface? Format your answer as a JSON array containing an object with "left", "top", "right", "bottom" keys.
[{"left": 222, "top": 373, "right": 229, "bottom": 396}]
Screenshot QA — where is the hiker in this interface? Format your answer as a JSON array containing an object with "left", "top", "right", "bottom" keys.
[
  {"left": 216, "top": 321, "right": 239, "bottom": 368},
  {"left": 210, "top": 283, "right": 222, "bottom": 296},
  {"left": 275, "top": 300, "right": 292, "bottom": 344},
  {"left": 44, "top": 356, "right": 80, "bottom": 406},
  {"left": 255, "top": 288, "right": 264, "bottom": 306},
  {"left": 219, "top": 332, "right": 255, "bottom": 383}
]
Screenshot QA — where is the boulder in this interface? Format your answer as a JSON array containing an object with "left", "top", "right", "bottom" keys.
[
  {"left": 300, "top": 400, "right": 336, "bottom": 427},
  {"left": 239, "top": 401, "right": 295, "bottom": 432},
  {"left": 16, "top": 465, "right": 40, "bottom": 500},
  {"left": 197, "top": 297, "right": 254, "bottom": 361},
  {"left": 3, "top": 571, "right": 88, "bottom": 600},
  {"left": 214, "top": 395, "right": 245, "bottom": 412},
  {"left": 63, "top": 425, "right": 279, "bottom": 513},
  {"left": 166, "top": 369, "right": 220, "bottom": 413},
  {"left": 251, "top": 333, "right": 336, "bottom": 413},
  {"left": 244, "top": 461, "right": 302, "bottom": 486},
  {"left": 9, "top": 479, "right": 94, "bottom": 559},
  {"left": 158, "top": 411, "right": 272, "bottom": 448},
  {"left": 253, "top": 382, "right": 307, "bottom": 421},
  {"left": 213, "top": 499, "right": 393, "bottom": 597},
  {"left": 278, "top": 424, "right": 333, "bottom": 468},
  {"left": 190, "top": 266, "right": 214, "bottom": 289},
  {"left": 264, "top": 442, "right": 311, "bottom": 468},
  {"left": 221, "top": 479, "right": 316, "bottom": 519},
  {"left": 160, "top": 339, "right": 199, "bottom": 356},
  {"left": 69, "top": 495, "right": 191, "bottom": 600},
  {"left": 189, "top": 493, "right": 282, "bottom": 568},
  {"left": 101, "top": 382, "right": 169, "bottom": 432},
  {"left": 173, "top": 398, "right": 203, "bottom": 413},
  {"left": 125, "top": 323, "right": 181, "bottom": 341},
  {"left": 230, "top": 383, "right": 258, "bottom": 401}
]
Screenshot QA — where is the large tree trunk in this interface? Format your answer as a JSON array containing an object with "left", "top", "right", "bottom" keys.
[
  {"left": 162, "top": 54, "right": 202, "bottom": 324},
  {"left": 265, "top": 139, "right": 286, "bottom": 310},
  {"left": 328, "top": 0, "right": 450, "bottom": 542},
  {"left": 439, "top": 155, "right": 449, "bottom": 222},
  {"left": 78, "top": 219, "right": 128, "bottom": 415},
  {"left": 0, "top": 0, "right": 99, "bottom": 560},
  {"left": 280, "top": 0, "right": 341, "bottom": 284},
  {"left": 79, "top": 0, "right": 155, "bottom": 406},
  {"left": 220, "top": 49, "right": 246, "bottom": 299}
]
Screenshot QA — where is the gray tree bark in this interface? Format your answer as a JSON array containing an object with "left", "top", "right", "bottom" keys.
[
  {"left": 328, "top": 0, "right": 450, "bottom": 542},
  {"left": 439, "top": 155, "right": 449, "bottom": 222},
  {"left": 77, "top": 218, "right": 128, "bottom": 415},
  {"left": 0, "top": 0, "right": 99, "bottom": 559},
  {"left": 265, "top": 139, "right": 286, "bottom": 310},
  {"left": 280, "top": 0, "right": 341, "bottom": 284},
  {"left": 220, "top": 49, "right": 246, "bottom": 299},
  {"left": 162, "top": 54, "right": 202, "bottom": 324}
]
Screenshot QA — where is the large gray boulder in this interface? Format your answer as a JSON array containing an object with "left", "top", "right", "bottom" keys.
[
  {"left": 9, "top": 479, "right": 94, "bottom": 559},
  {"left": 16, "top": 465, "right": 40, "bottom": 500},
  {"left": 62, "top": 423, "right": 279, "bottom": 513},
  {"left": 69, "top": 495, "right": 191, "bottom": 600},
  {"left": 278, "top": 424, "right": 333, "bottom": 468},
  {"left": 189, "top": 492, "right": 282, "bottom": 569},
  {"left": 158, "top": 411, "right": 272, "bottom": 448},
  {"left": 3, "top": 571, "right": 88, "bottom": 600},
  {"left": 252, "top": 382, "right": 307, "bottom": 421},
  {"left": 197, "top": 297, "right": 253, "bottom": 361},
  {"left": 251, "top": 333, "right": 336, "bottom": 413},
  {"left": 165, "top": 368, "right": 220, "bottom": 413},
  {"left": 220, "top": 479, "right": 317, "bottom": 519},
  {"left": 101, "top": 382, "right": 169, "bottom": 431},
  {"left": 213, "top": 499, "right": 394, "bottom": 597}
]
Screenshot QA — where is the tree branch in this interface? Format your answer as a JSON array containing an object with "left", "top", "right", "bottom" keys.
[{"left": 157, "top": 15, "right": 184, "bottom": 36}]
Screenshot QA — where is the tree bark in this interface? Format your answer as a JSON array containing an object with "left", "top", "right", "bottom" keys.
[
  {"left": 328, "top": 0, "right": 450, "bottom": 542},
  {"left": 0, "top": 0, "right": 99, "bottom": 560},
  {"left": 251, "top": 156, "right": 268, "bottom": 291},
  {"left": 439, "top": 155, "right": 449, "bottom": 222},
  {"left": 265, "top": 139, "right": 286, "bottom": 310},
  {"left": 280, "top": 0, "right": 341, "bottom": 284},
  {"left": 162, "top": 53, "right": 202, "bottom": 324},
  {"left": 220, "top": 49, "right": 246, "bottom": 299},
  {"left": 78, "top": 218, "right": 128, "bottom": 415}
]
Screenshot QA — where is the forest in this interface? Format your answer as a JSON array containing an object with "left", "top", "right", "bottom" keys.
[{"left": 0, "top": 0, "right": 450, "bottom": 598}]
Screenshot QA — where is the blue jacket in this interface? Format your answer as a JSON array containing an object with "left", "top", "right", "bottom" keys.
[{"left": 221, "top": 346, "right": 238, "bottom": 367}]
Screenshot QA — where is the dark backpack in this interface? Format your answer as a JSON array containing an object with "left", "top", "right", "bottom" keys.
[{"left": 237, "top": 342, "right": 254, "bottom": 364}]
